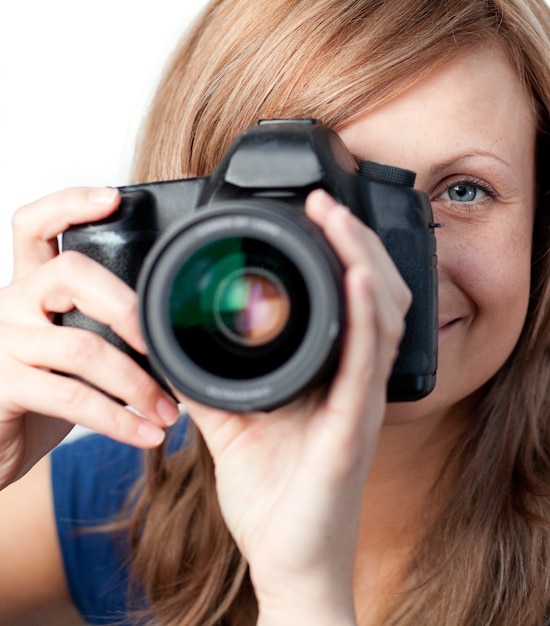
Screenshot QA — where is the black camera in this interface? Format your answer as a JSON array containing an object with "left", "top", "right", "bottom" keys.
[{"left": 61, "top": 119, "right": 437, "bottom": 411}]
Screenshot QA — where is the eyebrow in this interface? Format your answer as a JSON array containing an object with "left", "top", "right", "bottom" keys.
[
  {"left": 349, "top": 149, "right": 514, "bottom": 177},
  {"left": 429, "top": 151, "right": 513, "bottom": 175}
]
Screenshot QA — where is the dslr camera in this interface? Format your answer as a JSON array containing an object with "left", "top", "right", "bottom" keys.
[{"left": 61, "top": 119, "right": 438, "bottom": 411}]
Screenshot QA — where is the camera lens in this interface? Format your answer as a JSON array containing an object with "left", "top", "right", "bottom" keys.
[
  {"left": 168, "top": 236, "right": 308, "bottom": 379},
  {"left": 138, "top": 201, "right": 344, "bottom": 411}
]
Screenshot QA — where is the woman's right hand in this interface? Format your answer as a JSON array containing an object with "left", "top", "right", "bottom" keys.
[
  {"left": 184, "top": 190, "right": 412, "bottom": 625},
  {"left": 0, "top": 187, "right": 180, "bottom": 490}
]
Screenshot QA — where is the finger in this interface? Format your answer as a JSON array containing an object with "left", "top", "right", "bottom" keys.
[
  {"left": 4, "top": 324, "right": 179, "bottom": 428},
  {"left": 2, "top": 362, "right": 167, "bottom": 448},
  {"left": 8, "top": 251, "right": 147, "bottom": 355},
  {"left": 299, "top": 266, "right": 387, "bottom": 486},
  {"left": 313, "top": 255, "right": 407, "bottom": 474},
  {"left": 305, "top": 188, "right": 339, "bottom": 223},
  {"left": 324, "top": 265, "right": 383, "bottom": 424},
  {"left": 12, "top": 187, "right": 120, "bottom": 281},
  {"left": 306, "top": 189, "right": 411, "bottom": 311},
  {"left": 319, "top": 204, "right": 411, "bottom": 341},
  {"left": 306, "top": 189, "right": 384, "bottom": 268},
  {"left": 181, "top": 395, "right": 251, "bottom": 458}
]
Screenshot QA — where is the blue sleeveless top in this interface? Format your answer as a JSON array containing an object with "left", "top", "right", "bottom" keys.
[{"left": 51, "top": 419, "right": 188, "bottom": 624}]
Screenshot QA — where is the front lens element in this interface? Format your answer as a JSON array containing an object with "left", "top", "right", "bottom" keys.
[
  {"left": 168, "top": 236, "right": 308, "bottom": 379},
  {"left": 214, "top": 268, "right": 290, "bottom": 346}
]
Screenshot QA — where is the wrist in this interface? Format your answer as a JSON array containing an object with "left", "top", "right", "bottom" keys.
[
  {"left": 257, "top": 605, "right": 357, "bottom": 626},
  {"left": 255, "top": 581, "right": 356, "bottom": 626},
  {"left": 251, "top": 538, "right": 358, "bottom": 626}
]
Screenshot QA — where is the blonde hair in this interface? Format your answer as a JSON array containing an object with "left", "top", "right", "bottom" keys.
[{"left": 125, "top": 1, "right": 550, "bottom": 624}]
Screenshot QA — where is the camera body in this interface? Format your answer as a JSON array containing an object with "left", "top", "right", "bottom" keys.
[{"left": 61, "top": 119, "right": 437, "bottom": 411}]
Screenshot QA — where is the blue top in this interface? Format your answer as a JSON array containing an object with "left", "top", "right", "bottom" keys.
[{"left": 51, "top": 419, "right": 188, "bottom": 625}]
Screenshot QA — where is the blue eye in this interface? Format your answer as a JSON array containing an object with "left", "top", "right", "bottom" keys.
[
  {"left": 437, "top": 177, "right": 497, "bottom": 208},
  {"left": 446, "top": 183, "right": 487, "bottom": 202},
  {"left": 448, "top": 183, "right": 484, "bottom": 202}
]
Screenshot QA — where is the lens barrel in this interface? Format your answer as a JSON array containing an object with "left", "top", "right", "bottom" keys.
[{"left": 138, "top": 200, "right": 344, "bottom": 411}]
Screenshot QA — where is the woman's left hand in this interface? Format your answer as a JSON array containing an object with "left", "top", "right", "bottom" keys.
[{"left": 182, "top": 189, "right": 411, "bottom": 625}]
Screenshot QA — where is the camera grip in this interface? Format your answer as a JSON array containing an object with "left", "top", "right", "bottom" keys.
[
  {"left": 56, "top": 228, "right": 168, "bottom": 397},
  {"left": 380, "top": 228, "right": 437, "bottom": 400}
]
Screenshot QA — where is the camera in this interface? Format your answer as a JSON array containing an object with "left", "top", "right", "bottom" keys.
[{"left": 60, "top": 119, "right": 438, "bottom": 411}]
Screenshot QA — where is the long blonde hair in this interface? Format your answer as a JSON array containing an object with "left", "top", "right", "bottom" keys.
[{"left": 126, "top": 1, "right": 550, "bottom": 624}]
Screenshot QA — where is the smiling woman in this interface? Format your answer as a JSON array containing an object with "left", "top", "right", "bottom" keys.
[
  {"left": 0, "top": 1, "right": 550, "bottom": 626},
  {"left": 338, "top": 42, "right": 537, "bottom": 429}
]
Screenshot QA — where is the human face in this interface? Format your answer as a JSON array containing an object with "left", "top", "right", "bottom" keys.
[{"left": 338, "top": 44, "right": 537, "bottom": 424}]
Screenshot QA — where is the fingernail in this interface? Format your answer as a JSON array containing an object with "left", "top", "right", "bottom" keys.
[
  {"left": 87, "top": 187, "right": 118, "bottom": 205},
  {"left": 157, "top": 396, "right": 180, "bottom": 426},
  {"left": 138, "top": 421, "right": 166, "bottom": 445}
]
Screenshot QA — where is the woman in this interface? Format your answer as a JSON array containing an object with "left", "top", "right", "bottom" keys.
[{"left": 1, "top": 0, "right": 550, "bottom": 624}]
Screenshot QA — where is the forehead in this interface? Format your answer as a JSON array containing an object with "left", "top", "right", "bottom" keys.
[{"left": 339, "top": 43, "right": 537, "bottom": 170}]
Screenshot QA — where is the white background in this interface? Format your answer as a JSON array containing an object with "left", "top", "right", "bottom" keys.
[{"left": 0, "top": 1, "right": 209, "bottom": 287}]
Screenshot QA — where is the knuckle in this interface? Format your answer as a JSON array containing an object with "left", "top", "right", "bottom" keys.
[
  {"left": 395, "top": 316, "right": 407, "bottom": 343},
  {"left": 400, "top": 282, "right": 413, "bottom": 312},
  {"left": 53, "top": 251, "right": 93, "bottom": 288},
  {"left": 64, "top": 330, "right": 104, "bottom": 367},
  {"left": 0, "top": 345, "right": 19, "bottom": 383},
  {"left": 380, "top": 310, "right": 406, "bottom": 346},
  {"left": 122, "top": 365, "right": 157, "bottom": 402},
  {"left": 11, "top": 204, "right": 33, "bottom": 237},
  {"left": 56, "top": 249, "right": 86, "bottom": 274},
  {"left": 0, "top": 291, "right": 10, "bottom": 321},
  {"left": 11, "top": 187, "right": 85, "bottom": 243},
  {"left": 117, "top": 292, "right": 139, "bottom": 321},
  {"left": 55, "top": 376, "right": 89, "bottom": 410},
  {"left": 108, "top": 407, "right": 136, "bottom": 440}
]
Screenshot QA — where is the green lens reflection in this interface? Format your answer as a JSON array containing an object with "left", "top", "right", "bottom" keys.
[{"left": 168, "top": 236, "right": 308, "bottom": 379}]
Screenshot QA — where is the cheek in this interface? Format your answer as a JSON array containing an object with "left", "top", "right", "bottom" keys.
[
  {"left": 470, "top": 227, "right": 531, "bottom": 317},
  {"left": 444, "top": 219, "right": 532, "bottom": 359}
]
